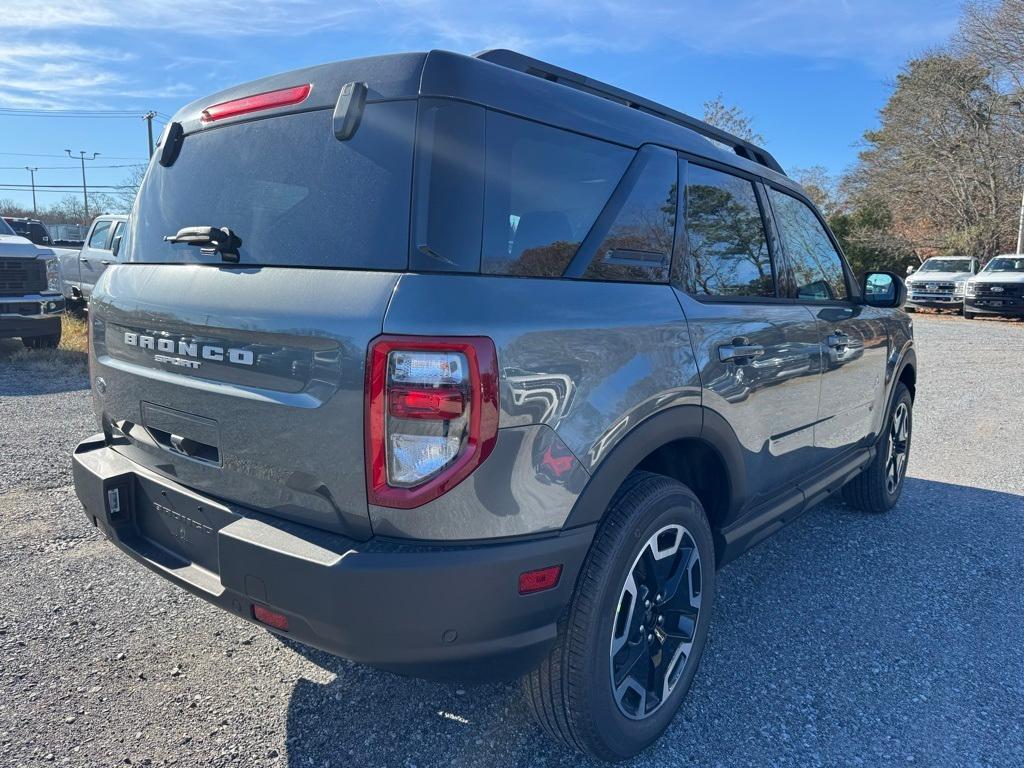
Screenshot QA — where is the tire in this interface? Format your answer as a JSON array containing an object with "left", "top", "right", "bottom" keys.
[
  {"left": 22, "top": 331, "right": 61, "bottom": 349},
  {"left": 963, "top": 310, "right": 976, "bottom": 320},
  {"left": 525, "top": 471, "right": 715, "bottom": 761},
  {"left": 842, "top": 382, "right": 913, "bottom": 513}
]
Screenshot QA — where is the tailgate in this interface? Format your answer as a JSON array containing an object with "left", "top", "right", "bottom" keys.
[{"left": 89, "top": 263, "right": 398, "bottom": 539}]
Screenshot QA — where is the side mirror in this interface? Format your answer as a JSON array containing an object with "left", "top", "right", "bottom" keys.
[
  {"left": 862, "top": 271, "right": 906, "bottom": 308},
  {"left": 111, "top": 235, "right": 122, "bottom": 258},
  {"left": 905, "top": 264, "right": 916, "bottom": 275}
]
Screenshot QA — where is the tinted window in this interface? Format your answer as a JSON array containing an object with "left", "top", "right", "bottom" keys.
[
  {"left": 581, "top": 145, "right": 677, "bottom": 283},
  {"left": 88, "top": 220, "right": 112, "bottom": 249},
  {"left": 129, "top": 104, "right": 415, "bottom": 268},
  {"left": 768, "top": 188, "right": 848, "bottom": 300},
  {"left": 482, "top": 112, "right": 631, "bottom": 277},
  {"left": 0, "top": 218, "right": 15, "bottom": 236},
  {"left": 686, "top": 165, "right": 773, "bottom": 297},
  {"left": 110, "top": 222, "right": 125, "bottom": 256},
  {"left": 410, "top": 100, "right": 485, "bottom": 272},
  {"left": 29, "top": 223, "right": 50, "bottom": 244}
]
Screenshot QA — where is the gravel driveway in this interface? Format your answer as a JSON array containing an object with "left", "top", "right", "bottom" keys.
[{"left": 1, "top": 314, "right": 1022, "bottom": 768}]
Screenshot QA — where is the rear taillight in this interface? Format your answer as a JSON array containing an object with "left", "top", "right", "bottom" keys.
[
  {"left": 201, "top": 84, "right": 311, "bottom": 123},
  {"left": 366, "top": 336, "right": 498, "bottom": 509}
]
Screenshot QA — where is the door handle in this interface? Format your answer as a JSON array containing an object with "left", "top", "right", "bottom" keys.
[
  {"left": 719, "top": 344, "right": 766, "bottom": 363},
  {"left": 826, "top": 332, "right": 850, "bottom": 349},
  {"left": 79, "top": 256, "right": 88, "bottom": 263},
  {"left": 100, "top": 260, "right": 112, "bottom": 265}
]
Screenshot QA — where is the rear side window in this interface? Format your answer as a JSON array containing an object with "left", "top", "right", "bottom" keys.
[
  {"left": 767, "top": 188, "right": 848, "bottom": 300},
  {"left": 685, "top": 164, "right": 774, "bottom": 298},
  {"left": 129, "top": 103, "right": 415, "bottom": 268},
  {"left": 88, "top": 220, "right": 112, "bottom": 249},
  {"left": 481, "top": 112, "right": 631, "bottom": 277},
  {"left": 579, "top": 145, "right": 678, "bottom": 283}
]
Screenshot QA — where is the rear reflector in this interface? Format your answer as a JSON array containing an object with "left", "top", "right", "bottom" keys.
[
  {"left": 519, "top": 565, "right": 563, "bottom": 595},
  {"left": 252, "top": 604, "right": 289, "bottom": 631},
  {"left": 201, "top": 84, "right": 311, "bottom": 123}
]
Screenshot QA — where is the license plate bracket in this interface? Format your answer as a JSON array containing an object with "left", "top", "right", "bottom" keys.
[{"left": 132, "top": 475, "right": 236, "bottom": 573}]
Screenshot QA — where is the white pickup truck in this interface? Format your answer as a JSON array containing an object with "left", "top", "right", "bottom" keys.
[
  {"left": 0, "top": 217, "right": 65, "bottom": 348},
  {"left": 56, "top": 214, "right": 129, "bottom": 304}
]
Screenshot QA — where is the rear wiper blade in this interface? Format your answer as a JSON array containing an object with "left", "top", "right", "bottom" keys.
[{"left": 163, "top": 226, "right": 241, "bottom": 263}]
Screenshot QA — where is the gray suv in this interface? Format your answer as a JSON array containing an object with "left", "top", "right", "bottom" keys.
[{"left": 72, "top": 50, "right": 916, "bottom": 761}]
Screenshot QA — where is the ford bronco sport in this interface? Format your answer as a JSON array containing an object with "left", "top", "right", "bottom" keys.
[{"left": 72, "top": 50, "right": 916, "bottom": 761}]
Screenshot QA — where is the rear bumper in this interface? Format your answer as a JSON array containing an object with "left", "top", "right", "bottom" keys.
[{"left": 72, "top": 434, "right": 594, "bottom": 681}]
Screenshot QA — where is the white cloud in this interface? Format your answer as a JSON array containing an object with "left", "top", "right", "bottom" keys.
[{"left": 0, "top": 0, "right": 961, "bottom": 108}]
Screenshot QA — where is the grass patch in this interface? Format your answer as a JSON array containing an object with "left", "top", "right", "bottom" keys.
[{"left": 1, "top": 313, "right": 90, "bottom": 373}]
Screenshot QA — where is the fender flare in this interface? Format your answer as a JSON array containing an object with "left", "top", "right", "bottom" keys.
[{"left": 563, "top": 405, "right": 748, "bottom": 529}]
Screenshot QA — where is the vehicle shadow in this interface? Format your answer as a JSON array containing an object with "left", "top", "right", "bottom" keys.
[{"left": 283, "top": 478, "right": 1024, "bottom": 768}]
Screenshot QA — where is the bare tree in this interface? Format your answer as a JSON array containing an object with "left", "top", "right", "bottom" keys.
[
  {"left": 849, "top": 52, "right": 1024, "bottom": 261},
  {"left": 961, "top": 0, "right": 1024, "bottom": 91},
  {"left": 702, "top": 95, "right": 764, "bottom": 144},
  {"left": 791, "top": 165, "right": 842, "bottom": 217},
  {"left": 114, "top": 165, "right": 147, "bottom": 214}
]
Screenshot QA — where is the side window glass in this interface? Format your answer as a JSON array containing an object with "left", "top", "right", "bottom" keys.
[
  {"left": 686, "top": 165, "right": 774, "bottom": 297},
  {"left": 481, "top": 111, "right": 631, "bottom": 277},
  {"left": 581, "top": 145, "right": 677, "bottom": 283},
  {"left": 110, "top": 222, "right": 125, "bottom": 257},
  {"left": 768, "top": 188, "right": 848, "bottom": 300},
  {"left": 88, "top": 220, "right": 112, "bottom": 250}
]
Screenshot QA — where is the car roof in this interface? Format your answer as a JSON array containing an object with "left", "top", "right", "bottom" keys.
[{"left": 169, "top": 49, "right": 802, "bottom": 196}]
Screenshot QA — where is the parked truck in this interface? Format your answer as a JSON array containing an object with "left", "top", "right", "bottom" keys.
[
  {"left": 55, "top": 214, "right": 129, "bottom": 305},
  {"left": 0, "top": 217, "right": 65, "bottom": 348}
]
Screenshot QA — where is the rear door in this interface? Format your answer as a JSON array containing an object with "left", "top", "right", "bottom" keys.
[
  {"left": 79, "top": 218, "right": 114, "bottom": 297},
  {"left": 674, "top": 161, "right": 822, "bottom": 508},
  {"left": 764, "top": 186, "right": 889, "bottom": 452}
]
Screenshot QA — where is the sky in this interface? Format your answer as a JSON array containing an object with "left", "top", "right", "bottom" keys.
[{"left": 0, "top": 0, "right": 964, "bottom": 212}]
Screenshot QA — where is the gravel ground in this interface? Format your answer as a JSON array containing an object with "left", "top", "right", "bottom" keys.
[{"left": 1, "top": 314, "right": 1022, "bottom": 768}]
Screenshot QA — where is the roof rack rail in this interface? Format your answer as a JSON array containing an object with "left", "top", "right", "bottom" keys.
[{"left": 474, "top": 49, "right": 786, "bottom": 176}]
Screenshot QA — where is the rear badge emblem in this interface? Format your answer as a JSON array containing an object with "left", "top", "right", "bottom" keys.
[{"left": 123, "top": 331, "right": 254, "bottom": 367}]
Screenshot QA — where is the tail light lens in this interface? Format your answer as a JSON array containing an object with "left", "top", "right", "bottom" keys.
[
  {"left": 201, "top": 83, "right": 311, "bottom": 123},
  {"left": 366, "top": 336, "right": 499, "bottom": 509}
]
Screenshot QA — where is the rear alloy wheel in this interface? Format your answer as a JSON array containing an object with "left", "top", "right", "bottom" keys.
[
  {"left": 525, "top": 472, "right": 715, "bottom": 761},
  {"left": 610, "top": 524, "right": 702, "bottom": 720},
  {"left": 842, "top": 382, "right": 913, "bottom": 513}
]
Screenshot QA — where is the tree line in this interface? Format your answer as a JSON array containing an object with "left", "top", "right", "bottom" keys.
[{"left": 705, "top": 0, "right": 1024, "bottom": 273}]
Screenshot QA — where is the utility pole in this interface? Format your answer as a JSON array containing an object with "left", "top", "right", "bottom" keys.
[
  {"left": 142, "top": 111, "right": 157, "bottom": 157},
  {"left": 24, "top": 167, "right": 38, "bottom": 216},
  {"left": 1018, "top": 184, "right": 1024, "bottom": 254},
  {"left": 65, "top": 150, "right": 100, "bottom": 224}
]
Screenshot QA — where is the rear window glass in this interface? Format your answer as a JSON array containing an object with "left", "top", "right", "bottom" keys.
[
  {"left": 128, "top": 103, "right": 415, "bottom": 269},
  {"left": 481, "top": 112, "right": 631, "bottom": 277}
]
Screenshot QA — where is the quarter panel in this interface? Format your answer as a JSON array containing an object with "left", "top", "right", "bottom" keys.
[
  {"left": 382, "top": 274, "right": 700, "bottom": 477},
  {"left": 368, "top": 424, "right": 589, "bottom": 539}
]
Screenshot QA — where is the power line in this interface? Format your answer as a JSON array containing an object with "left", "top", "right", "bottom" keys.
[
  {"left": 0, "top": 183, "right": 129, "bottom": 189},
  {"left": 0, "top": 107, "right": 158, "bottom": 118},
  {"left": 0, "top": 163, "right": 145, "bottom": 170},
  {"left": 0, "top": 151, "right": 148, "bottom": 160}
]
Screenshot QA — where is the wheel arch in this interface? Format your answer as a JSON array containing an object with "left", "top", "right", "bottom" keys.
[{"left": 563, "top": 405, "right": 747, "bottom": 535}]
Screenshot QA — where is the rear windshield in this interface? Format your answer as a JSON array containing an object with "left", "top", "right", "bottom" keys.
[{"left": 127, "top": 102, "right": 416, "bottom": 269}]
